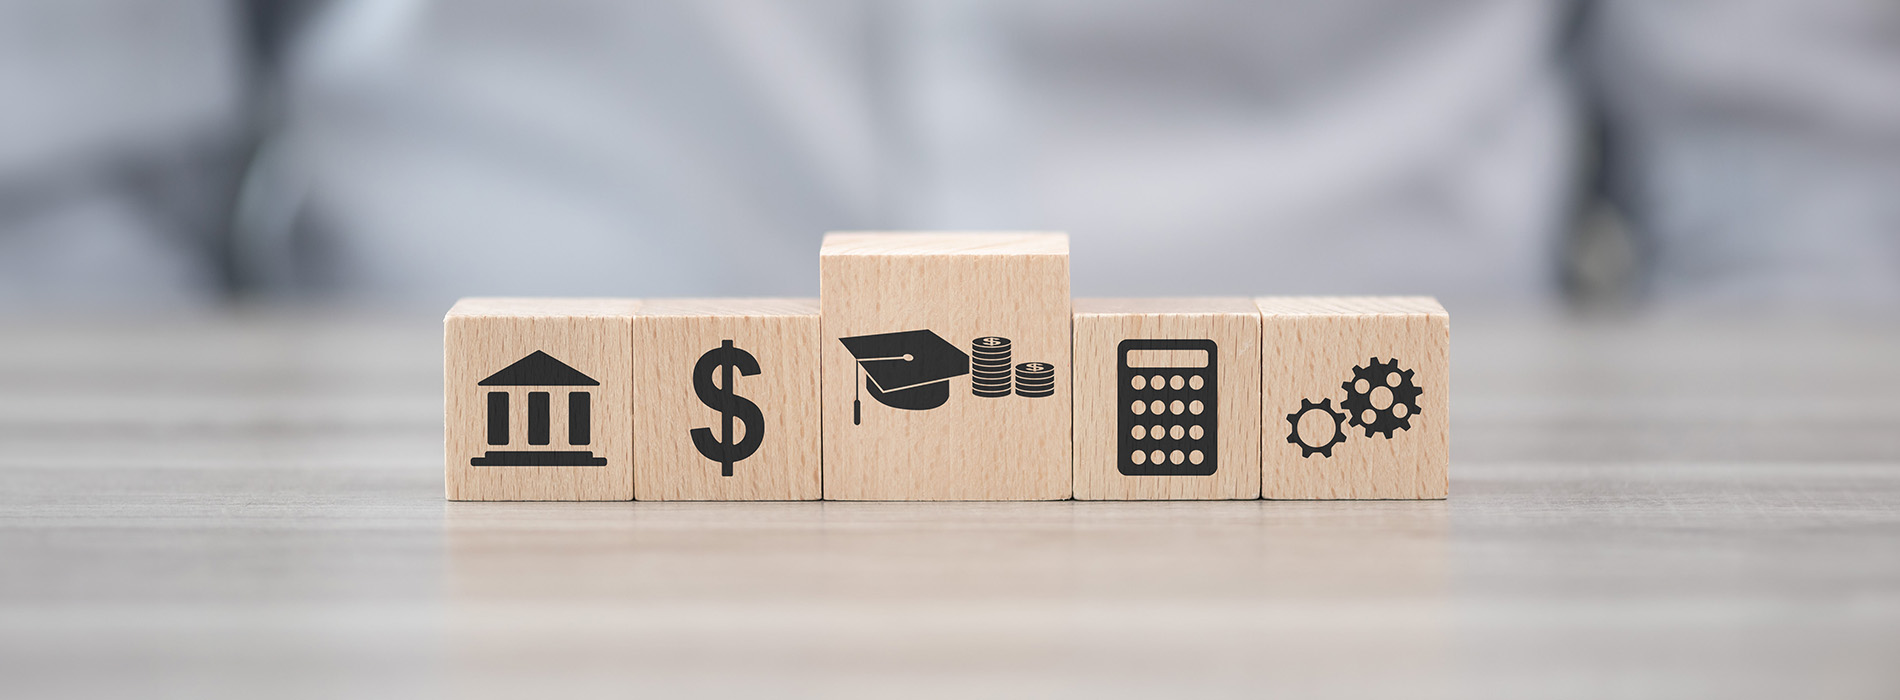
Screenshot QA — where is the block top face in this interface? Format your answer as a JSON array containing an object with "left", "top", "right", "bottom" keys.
[
  {"left": 1076, "top": 297, "right": 1260, "bottom": 316},
  {"left": 1254, "top": 296, "right": 1445, "bottom": 317},
  {"left": 447, "top": 298, "right": 642, "bottom": 319},
  {"left": 638, "top": 298, "right": 818, "bottom": 317},
  {"left": 820, "top": 232, "right": 1068, "bottom": 257}
]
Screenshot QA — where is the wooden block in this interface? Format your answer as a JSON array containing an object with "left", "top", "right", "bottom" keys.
[
  {"left": 1257, "top": 297, "right": 1449, "bottom": 499},
  {"left": 445, "top": 298, "right": 639, "bottom": 501},
  {"left": 1072, "top": 298, "right": 1262, "bottom": 500},
  {"left": 820, "top": 233, "right": 1072, "bottom": 500},
  {"left": 631, "top": 298, "right": 822, "bottom": 501}
]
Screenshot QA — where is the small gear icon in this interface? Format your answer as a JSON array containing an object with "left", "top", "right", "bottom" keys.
[
  {"left": 1286, "top": 398, "right": 1348, "bottom": 458},
  {"left": 1339, "top": 357, "right": 1422, "bottom": 439}
]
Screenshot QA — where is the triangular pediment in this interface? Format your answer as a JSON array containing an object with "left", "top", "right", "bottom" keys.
[{"left": 478, "top": 350, "right": 599, "bottom": 386}]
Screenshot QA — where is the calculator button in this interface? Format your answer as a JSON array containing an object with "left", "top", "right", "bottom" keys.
[
  {"left": 1169, "top": 375, "right": 1185, "bottom": 390},
  {"left": 1151, "top": 374, "right": 1166, "bottom": 389},
  {"left": 1169, "top": 400, "right": 1185, "bottom": 415},
  {"left": 1169, "top": 450, "right": 1185, "bottom": 465},
  {"left": 1130, "top": 450, "right": 1147, "bottom": 465},
  {"left": 1131, "top": 400, "right": 1146, "bottom": 415},
  {"left": 1131, "top": 425, "right": 1146, "bottom": 440},
  {"left": 1150, "top": 450, "right": 1165, "bottom": 464},
  {"left": 1169, "top": 425, "right": 1185, "bottom": 440},
  {"left": 1189, "top": 375, "right": 1204, "bottom": 390},
  {"left": 1188, "top": 400, "right": 1204, "bottom": 415},
  {"left": 1189, "top": 450, "right": 1204, "bottom": 465},
  {"left": 1189, "top": 425, "right": 1204, "bottom": 440},
  {"left": 1130, "top": 375, "right": 1146, "bottom": 390},
  {"left": 1150, "top": 400, "right": 1165, "bottom": 414}
]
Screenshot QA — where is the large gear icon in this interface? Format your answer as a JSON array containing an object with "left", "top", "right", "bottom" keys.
[
  {"left": 1286, "top": 398, "right": 1348, "bottom": 458},
  {"left": 1339, "top": 357, "right": 1423, "bottom": 439}
]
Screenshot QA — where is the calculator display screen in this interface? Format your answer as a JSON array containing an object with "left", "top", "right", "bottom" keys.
[{"left": 1124, "top": 348, "right": 1209, "bottom": 369}]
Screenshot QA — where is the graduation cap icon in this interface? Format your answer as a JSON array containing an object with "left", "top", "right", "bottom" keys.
[{"left": 839, "top": 329, "right": 969, "bottom": 424}]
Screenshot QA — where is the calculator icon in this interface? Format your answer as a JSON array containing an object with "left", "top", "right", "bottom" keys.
[{"left": 1117, "top": 339, "right": 1218, "bottom": 476}]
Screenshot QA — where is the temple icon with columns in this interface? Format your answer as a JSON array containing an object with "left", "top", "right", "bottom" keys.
[{"left": 469, "top": 350, "right": 608, "bottom": 467}]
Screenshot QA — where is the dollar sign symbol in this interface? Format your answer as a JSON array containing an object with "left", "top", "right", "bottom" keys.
[{"left": 691, "top": 340, "right": 765, "bottom": 477}]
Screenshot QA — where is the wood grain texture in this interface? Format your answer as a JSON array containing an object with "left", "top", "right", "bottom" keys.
[
  {"left": 6, "top": 315, "right": 1900, "bottom": 698},
  {"left": 445, "top": 298, "right": 639, "bottom": 501},
  {"left": 1258, "top": 296, "right": 1449, "bottom": 499},
  {"left": 632, "top": 298, "right": 822, "bottom": 500},
  {"left": 820, "top": 232, "right": 1072, "bottom": 500},
  {"left": 1073, "top": 298, "right": 1261, "bottom": 500}
]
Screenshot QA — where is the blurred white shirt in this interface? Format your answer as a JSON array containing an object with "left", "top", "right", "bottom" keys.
[
  {"left": 3, "top": 0, "right": 1897, "bottom": 310},
  {"left": 281, "top": 0, "right": 1578, "bottom": 308}
]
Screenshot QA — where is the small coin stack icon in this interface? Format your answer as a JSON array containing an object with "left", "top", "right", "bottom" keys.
[
  {"left": 1014, "top": 361, "right": 1056, "bottom": 398},
  {"left": 971, "top": 336, "right": 1013, "bottom": 398}
]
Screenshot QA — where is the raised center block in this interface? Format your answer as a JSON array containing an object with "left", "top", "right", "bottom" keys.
[
  {"left": 445, "top": 298, "right": 639, "bottom": 501},
  {"left": 1257, "top": 296, "right": 1449, "bottom": 500},
  {"left": 1073, "top": 298, "right": 1262, "bottom": 500},
  {"left": 632, "top": 298, "right": 822, "bottom": 500},
  {"left": 820, "top": 233, "right": 1072, "bottom": 500}
]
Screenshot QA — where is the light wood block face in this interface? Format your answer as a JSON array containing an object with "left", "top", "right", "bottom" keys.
[
  {"left": 1073, "top": 298, "right": 1262, "bottom": 500},
  {"left": 820, "top": 233, "right": 1072, "bottom": 500},
  {"left": 1257, "top": 297, "right": 1449, "bottom": 500},
  {"left": 631, "top": 299, "right": 822, "bottom": 501},
  {"left": 445, "top": 298, "right": 639, "bottom": 501}
]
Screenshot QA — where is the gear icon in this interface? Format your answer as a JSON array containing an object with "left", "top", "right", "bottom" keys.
[
  {"left": 1339, "top": 357, "right": 1422, "bottom": 439},
  {"left": 1286, "top": 398, "right": 1348, "bottom": 458}
]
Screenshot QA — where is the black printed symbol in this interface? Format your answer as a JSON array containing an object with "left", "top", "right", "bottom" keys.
[
  {"left": 1286, "top": 357, "right": 1421, "bottom": 458},
  {"left": 692, "top": 340, "right": 765, "bottom": 477},
  {"left": 839, "top": 330, "right": 1062, "bottom": 424},
  {"left": 968, "top": 336, "right": 1058, "bottom": 400},
  {"left": 971, "top": 336, "right": 1013, "bottom": 397},
  {"left": 839, "top": 330, "right": 968, "bottom": 424},
  {"left": 1341, "top": 358, "right": 1422, "bottom": 438},
  {"left": 1117, "top": 339, "right": 1217, "bottom": 476},
  {"left": 1285, "top": 398, "right": 1347, "bottom": 458},
  {"left": 1015, "top": 362, "right": 1056, "bottom": 398},
  {"left": 470, "top": 350, "right": 607, "bottom": 467}
]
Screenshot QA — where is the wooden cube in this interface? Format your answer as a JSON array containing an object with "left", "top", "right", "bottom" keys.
[
  {"left": 631, "top": 298, "right": 822, "bottom": 500},
  {"left": 820, "top": 233, "right": 1072, "bottom": 500},
  {"left": 1072, "top": 298, "right": 1261, "bottom": 500},
  {"left": 445, "top": 298, "right": 639, "bottom": 501},
  {"left": 1257, "top": 297, "right": 1449, "bottom": 499}
]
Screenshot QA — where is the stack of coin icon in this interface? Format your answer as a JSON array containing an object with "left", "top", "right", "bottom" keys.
[
  {"left": 970, "top": 336, "right": 1013, "bottom": 397},
  {"left": 1014, "top": 361, "right": 1056, "bottom": 398}
]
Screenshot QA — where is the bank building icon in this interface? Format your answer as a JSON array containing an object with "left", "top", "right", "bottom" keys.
[{"left": 469, "top": 350, "right": 608, "bottom": 467}]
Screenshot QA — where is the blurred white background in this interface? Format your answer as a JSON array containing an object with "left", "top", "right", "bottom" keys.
[{"left": 1, "top": 0, "right": 1896, "bottom": 312}]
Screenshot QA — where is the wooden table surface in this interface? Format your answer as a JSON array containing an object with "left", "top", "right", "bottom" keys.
[{"left": 2, "top": 311, "right": 1897, "bottom": 699}]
